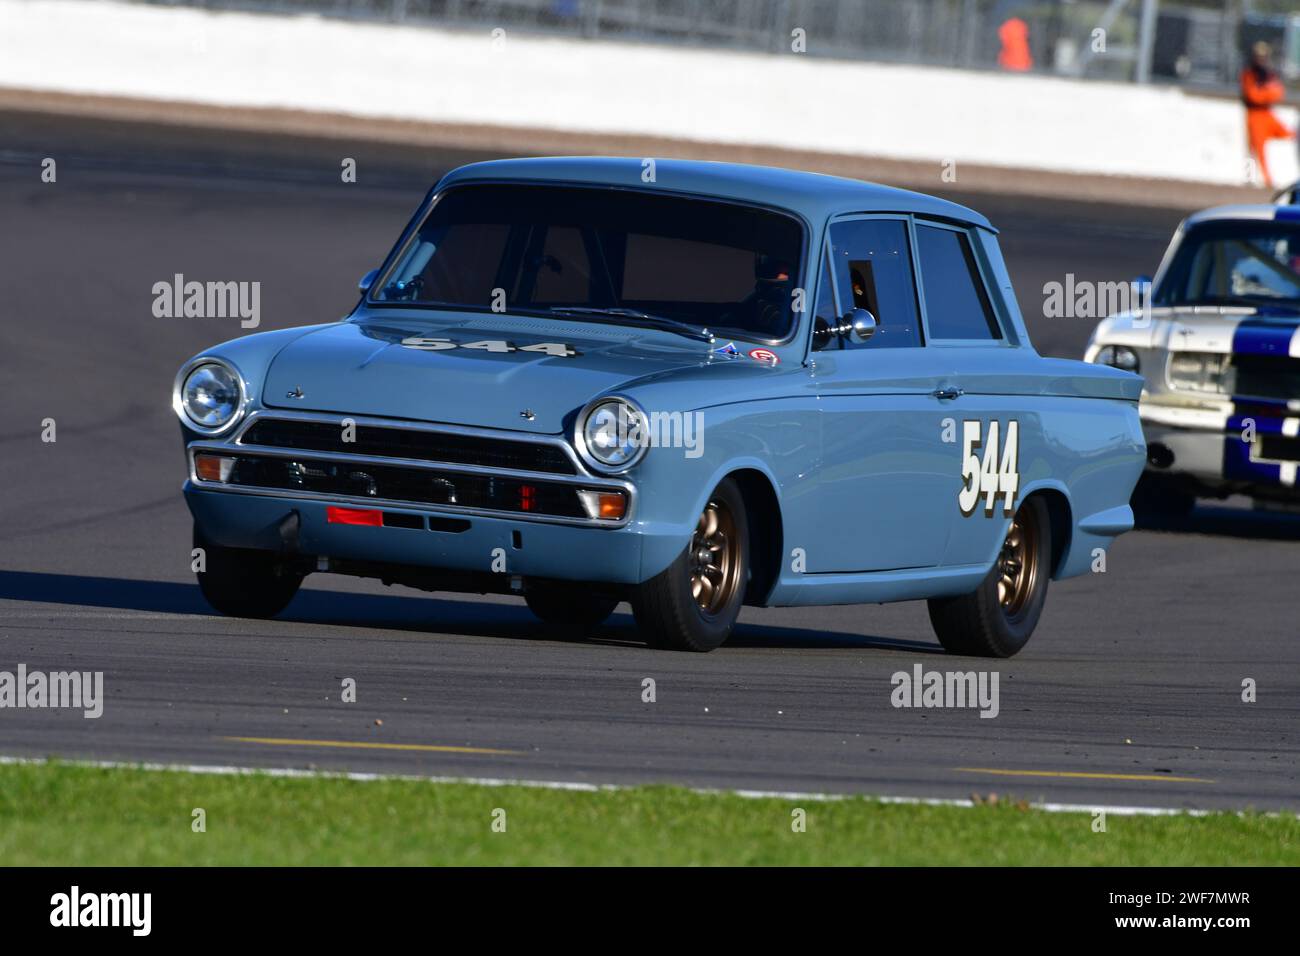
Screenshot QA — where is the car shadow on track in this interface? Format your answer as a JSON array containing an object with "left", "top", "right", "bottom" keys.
[
  {"left": 1134, "top": 503, "right": 1300, "bottom": 540},
  {"left": 0, "top": 570, "right": 935, "bottom": 652}
]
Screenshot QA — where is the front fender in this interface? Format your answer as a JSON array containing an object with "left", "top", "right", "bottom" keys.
[
  {"left": 173, "top": 324, "right": 336, "bottom": 443},
  {"left": 623, "top": 396, "right": 819, "bottom": 581}
]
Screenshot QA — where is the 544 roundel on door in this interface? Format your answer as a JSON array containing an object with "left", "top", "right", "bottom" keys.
[{"left": 959, "top": 419, "right": 1020, "bottom": 516}]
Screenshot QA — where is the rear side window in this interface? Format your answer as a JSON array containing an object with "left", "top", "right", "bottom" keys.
[
  {"left": 826, "top": 218, "right": 922, "bottom": 349},
  {"left": 915, "top": 224, "right": 1002, "bottom": 340}
]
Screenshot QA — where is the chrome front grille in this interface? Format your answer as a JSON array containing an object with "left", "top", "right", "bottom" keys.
[
  {"left": 186, "top": 411, "right": 633, "bottom": 527},
  {"left": 239, "top": 416, "right": 577, "bottom": 474}
]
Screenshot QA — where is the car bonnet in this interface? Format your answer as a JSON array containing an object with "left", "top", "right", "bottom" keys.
[{"left": 261, "top": 314, "right": 761, "bottom": 433}]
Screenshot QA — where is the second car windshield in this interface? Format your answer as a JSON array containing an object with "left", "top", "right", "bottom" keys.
[
  {"left": 371, "top": 183, "right": 805, "bottom": 340},
  {"left": 1156, "top": 219, "right": 1300, "bottom": 307}
]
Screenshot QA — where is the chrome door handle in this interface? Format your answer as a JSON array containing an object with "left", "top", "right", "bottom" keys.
[{"left": 933, "top": 387, "right": 964, "bottom": 400}]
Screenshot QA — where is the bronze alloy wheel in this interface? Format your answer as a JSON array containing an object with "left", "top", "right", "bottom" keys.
[
  {"left": 928, "top": 496, "right": 1051, "bottom": 658},
  {"left": 630, "top": 476, "right": 749, "bottom": 652},
  {"left": 688, "top": 498, "right": 742, "bottom": 617},
  {"left": 996, "top": 507, "right": 1041, "bottom": 621}
]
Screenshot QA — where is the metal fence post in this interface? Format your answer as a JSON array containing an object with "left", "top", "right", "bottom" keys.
[{"left": 1135, "top": 0, "right": 1159, "bottom": 83}]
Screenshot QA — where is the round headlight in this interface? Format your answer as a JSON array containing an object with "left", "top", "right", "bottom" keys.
[
  {"left": 579, "top": 398, "right": 648, "bottom": 472},
  {"left": 177, "top": 361, "right": 244, "bottom": 432},
  {"left": 1095, "top": 345, "right": 1140, "bottom": 373}
]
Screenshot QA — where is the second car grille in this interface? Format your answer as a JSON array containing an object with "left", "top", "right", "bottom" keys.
[
  {"left": 240, "top": 418, "right": 576, "bottom": 475},
  {"left": 1255, "top": 434, "right": 1300, "bottom": 464},
  {"left": 1231, "top": 354, "right": 1300, "bottom": 402}
]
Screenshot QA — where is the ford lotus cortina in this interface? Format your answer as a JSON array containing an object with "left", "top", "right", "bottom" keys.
[{"left": 175, "top": 159, "right": 1144, "bottom": 655}]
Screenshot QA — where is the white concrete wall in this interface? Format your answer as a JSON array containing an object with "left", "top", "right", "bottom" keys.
[{"left": 1, "top": 0, "right": 1296, "bottom": 186}]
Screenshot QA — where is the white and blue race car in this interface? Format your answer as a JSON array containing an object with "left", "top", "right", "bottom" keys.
[{"left": 1086, "top": 204, "right": 1300, "bottom": 513}]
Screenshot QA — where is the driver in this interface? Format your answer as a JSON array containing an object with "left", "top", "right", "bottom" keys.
[
  {"left": 724, "top": 255, "right": 792, "bottom": 336},
  {"left": 850, "top": 268, "right": 869, "bottom": 309}
]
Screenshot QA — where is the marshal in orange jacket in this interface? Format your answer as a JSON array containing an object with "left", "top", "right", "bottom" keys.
[{"left": 1241, "top": 64, "right": 1292, "bottom": 186}]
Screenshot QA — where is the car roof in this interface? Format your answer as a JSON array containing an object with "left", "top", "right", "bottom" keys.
[
  {"left": 436, "top": 157, "right": 994, "bottom": 231},
  {"left": 1184, "top": 203, "right": 1300, "bottom": 225}
]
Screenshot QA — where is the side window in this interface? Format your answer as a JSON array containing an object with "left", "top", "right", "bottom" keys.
[
  {"left": 828, "top": 219, "right": 922, "bottom": 349},
  {"left": 915, "top": 224, "right": 1002, "bottom": 340}
]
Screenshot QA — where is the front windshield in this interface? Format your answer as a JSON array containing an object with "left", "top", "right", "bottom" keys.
[
  {"left": 370, "top": 183, "right": 806, "bottom": 341},
  {"left": 1156, "top": 219, "right": 1300, "bottom": 308}
]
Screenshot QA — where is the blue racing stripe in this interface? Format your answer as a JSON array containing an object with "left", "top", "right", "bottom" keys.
[
  {"left": 1231, "top": 318, "right": 1299, "bottom": 356},
  {"left": 1223, "top": 413, "right": 1284, "bottom": 483}
]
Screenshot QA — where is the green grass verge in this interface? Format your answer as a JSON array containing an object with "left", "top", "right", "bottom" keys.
[{"left": 1, "top": 761, "right": 1296, "bottom": 865}]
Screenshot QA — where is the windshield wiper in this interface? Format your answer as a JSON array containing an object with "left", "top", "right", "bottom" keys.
[{"left": 546, "top": 307, "right": 715, "bottom": 343}]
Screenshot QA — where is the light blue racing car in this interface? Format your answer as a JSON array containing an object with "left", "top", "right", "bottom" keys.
[{"left": 174, "top": 158, "right": 1144, "bottom": 655}]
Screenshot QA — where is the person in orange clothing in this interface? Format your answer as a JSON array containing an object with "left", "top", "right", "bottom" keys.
[
  {"left": 997, "top": 17, "right": 1032, "bottom": 72},
  {"left": 1241, "top": 41, "right": 1294, "bottom": 188}
]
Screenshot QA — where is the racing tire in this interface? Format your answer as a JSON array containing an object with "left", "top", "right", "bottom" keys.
[
  {"left": 524, "top": 585, "right": 619, "bottom": 636},
  {"left": 193, "top": 523, "right": 303, "bottom": 619},
  {"left": 631, "top": 478, "right": 748, "bottom": 652},
  {"left": 927, "top": 496, "right": 1051, "bottom": 658},
  {"left": 1130, "top": 473, "right": 1195, "bottom": 520}
]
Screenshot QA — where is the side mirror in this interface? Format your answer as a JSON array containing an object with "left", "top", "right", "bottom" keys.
[
  {"left": 358, "top": 268, "right": 380, "bottom": 294},
  {"left": 847, "top": 308, "right": 877, "bottom": 343}
]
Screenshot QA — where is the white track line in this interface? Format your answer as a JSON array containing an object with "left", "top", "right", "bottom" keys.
[{"left": 1, "top": 754, "right": 1283, "bottom": 818}]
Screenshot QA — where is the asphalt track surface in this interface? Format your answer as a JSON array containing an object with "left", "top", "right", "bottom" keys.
[{"left": 1, "top": 110, "right": 1297, "bottom": 814}]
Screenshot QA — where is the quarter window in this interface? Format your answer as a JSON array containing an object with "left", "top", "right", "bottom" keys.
[
  {"left": 915, "top": 224, "right": 1002, "bottom": 340},
  {"left": 826, "top": 219, "right": 922, "bottom": 349}
]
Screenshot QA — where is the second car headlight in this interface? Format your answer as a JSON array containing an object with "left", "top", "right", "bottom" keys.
[
  {"left": 1167, "top": 351, "right": 1229, "bottom": 394},
  {"left": 578, "top": 397, "right": 648, "bottom": 472},
  {"left": 1095, "top": 344, "right": 1140, "bottom": 373},
  {"left": 176, "top": 360, "right": 244, "bottom": 433}
]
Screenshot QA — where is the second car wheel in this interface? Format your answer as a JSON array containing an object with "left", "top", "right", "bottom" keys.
[
  {"left": 1130, "top": 472, "right": 1196, "bottom": 521},
  {"left": 926, "top": 496, "right": 1051, "bottom": 658},
  {"left": 524, "top": 585, "right": 619, "bottom": 636},
  {"left": 631, "top": 478, "right": 748, "bottom": 652}
]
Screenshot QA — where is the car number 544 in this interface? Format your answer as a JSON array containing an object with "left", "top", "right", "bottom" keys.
[
  {"left": 959, "top": 419, "right": 1020, "bottom": 516},
  {"left": 400, "top": 337, "right": 579, "bottom": 357}
]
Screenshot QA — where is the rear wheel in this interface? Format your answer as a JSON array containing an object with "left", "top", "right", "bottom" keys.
[
  {"left": 193, "top": 523, "right": 303, "bottom": 619},
  {"left": 525, "top": 585, "right": 618, "bottom": 636},
  {"left": 927, "top": 497, "right": 1051, "bottom": 658},
  {"left": 631, "top": 478, "right": 748, "bottom": 652}
]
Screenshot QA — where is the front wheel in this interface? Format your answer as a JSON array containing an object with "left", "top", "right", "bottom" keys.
[
  {"left": 927, "top": 497, "right": 1051, "bottom": 658},
  {"left": 631, "top": 478, "right": 748, "bottom": 652},
  {"left": 193, "top": 523, "right": 303, "bottom": 619},
  {"left": 525, "top": 585, "right": 619, "bottom": 636}
]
